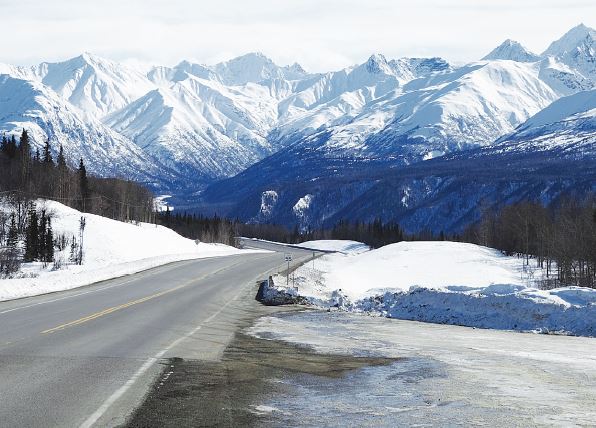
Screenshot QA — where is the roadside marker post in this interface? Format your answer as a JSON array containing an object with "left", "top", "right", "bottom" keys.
[{"left": 284, "top": 253, "right": 292, "bottom": 286}]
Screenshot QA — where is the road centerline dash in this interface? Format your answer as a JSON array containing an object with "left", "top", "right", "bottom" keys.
[{"left": 40, "top": 257, "right": 254, "bottom": 335}]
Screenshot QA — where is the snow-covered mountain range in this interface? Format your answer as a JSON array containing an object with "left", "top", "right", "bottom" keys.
[
  {"left": 0, "top": 24, "right": 594, "bottom": 222},
  {"left": 201, "top": 85, "right": 596, "bottom": 232}
]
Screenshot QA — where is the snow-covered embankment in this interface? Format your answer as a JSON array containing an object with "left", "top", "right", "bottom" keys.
[
  {"left": 265, "top": 241, "right": 596, "bottom": 337},
  {"left": 0, "top": 200, "right": 253, "bottom": 301}
]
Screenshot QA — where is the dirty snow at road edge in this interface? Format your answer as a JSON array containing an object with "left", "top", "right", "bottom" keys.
[{"left": 247, "top": 311, "right": 596, "bottom": 426}]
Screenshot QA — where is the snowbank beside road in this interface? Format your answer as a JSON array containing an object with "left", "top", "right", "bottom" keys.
[
  {"left": 295, "top": 240, "right": 370, "bottom": 254},
  {"left": 266, "top": 241, "right": 596, "bottom": 337},
  {"left": 0, "top": 200, "right": 253, "bottom": 301}
]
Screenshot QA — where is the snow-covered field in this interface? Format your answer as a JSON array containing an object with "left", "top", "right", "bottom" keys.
[
  {"left": 0, "top": 200, "right": 254, "bottom": 301},
  {"left": 266, "top": 240, "right": 596, "bottom": 337},
  {"left": 295, "top": 240, "right": 370, "bottom": 254}
]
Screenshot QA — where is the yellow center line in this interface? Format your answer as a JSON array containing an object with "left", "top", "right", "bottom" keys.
[
  {"left": 39, "top": 255, "right": 270, "bottom": 335},
  {"left": 41, "top": 282, "right": 190, "bottom": 334}
]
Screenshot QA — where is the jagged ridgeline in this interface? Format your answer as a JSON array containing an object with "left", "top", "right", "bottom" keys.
[{"left": 0, "top": 24, "right": 594, "bottom": 233}]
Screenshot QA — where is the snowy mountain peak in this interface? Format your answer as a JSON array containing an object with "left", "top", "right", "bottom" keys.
[
  {"left": 213, "top": 52, "right": 283, "bottom": 85},
  {"left": 541, "top": 24, "right": 595, "bottom": 84},
  {"left": 0, "top": 73, "right": 161, "bottom": 181},
  {"left": 543, "top": 23, "right": 596, "bottom": 57},
  {"left": 0, "top": 40, "right": 594, "bottom": 199},
  {"left": 285, "top": 62, "right": 307, "bottom": 75},
  {"left": 33, "top": 52, "right": 154, "bottom": 118},
  {"left": 79, "top": 51, "right": 102, "bottom": 64},
  {"left": 482, "top": 39, "right": 541, "bottom": 62},
  {"left": 401, "top": 57, "right": 451, "bottom": 75},
  {"left": 365, "top": 54, "right": 391, "bottom": 74},
  {"left": 172, "top": 60, "right": 218, "bottom": 82}
]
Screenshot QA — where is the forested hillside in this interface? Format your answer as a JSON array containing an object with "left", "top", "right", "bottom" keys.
[{"left": 0, "top": 130, "right": 154, "bottom": 275}]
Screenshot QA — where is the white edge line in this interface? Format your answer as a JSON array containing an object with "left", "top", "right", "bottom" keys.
[
  {"left": 0, "top": 253, "right": 263, "bottom": 316},
  {"left": 0, "top": 260, "right": 199, "bottom": 315},
  {"left": 78, "top": 268, "right": 269, "bottom": 428}
]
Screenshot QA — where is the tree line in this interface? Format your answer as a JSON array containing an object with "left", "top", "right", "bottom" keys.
[
  {"left": 159, "top": 209, "right": 236, "bottom": 246},
  {"left": 0, "top": 130, "right": 155, "bottom": 223},
  {"left": 462, "top": 198, "right": 596, "bottom": 289},
  {"left": 0, "top": 130, "right": 155, "bottom": 276},
  {"left": 162, "top": 198, "right": 596, "bottom": 290},
  {"left": 159, "top": 212, "right": 434, "bottom": 250}
]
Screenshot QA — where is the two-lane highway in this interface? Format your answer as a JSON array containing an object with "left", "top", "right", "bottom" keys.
[{"left": 0, "top": 241, "right": 313, "bottom": 427}]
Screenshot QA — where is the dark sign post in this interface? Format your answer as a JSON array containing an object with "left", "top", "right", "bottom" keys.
[{"left": 284, "top": 253, "right": 292, "bottom": 286}]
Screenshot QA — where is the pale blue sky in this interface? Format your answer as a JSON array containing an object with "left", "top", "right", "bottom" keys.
[{"left": 1, "top": 0, "right": 594, "bottom": 71}]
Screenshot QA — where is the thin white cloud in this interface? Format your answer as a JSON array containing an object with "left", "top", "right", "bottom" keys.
[{"left": 0, "top": 0, "right": 593, "bottom": 71}]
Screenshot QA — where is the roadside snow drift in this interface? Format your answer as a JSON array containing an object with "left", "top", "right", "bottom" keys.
[
  {"left": 295, "top": 240, "right": 370, "bottom": 254},
  {"left": 0, "top": 199, "right": 250, "bottom": 301},
  {"left": 267, "top": 241, "right": 596, "bottom": 337}
]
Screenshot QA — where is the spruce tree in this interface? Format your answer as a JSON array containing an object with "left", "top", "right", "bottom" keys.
[
  {"left": 43, "top": 140, "right": 53, "bottom": 164},
  {"left": 0, "top": 135, "right": 7, "bottom": 154},
  {"left": 78, "top": 158, "right": 89, "bottom": 211},
  {"left": 4, "top": 215, "right": 20, "bottom": 274},
  {"left": 24, "top": 207, "right": 39, "bottom": 262},
  {"left": 38, "top": 210, "right": 47, "bottom": 261},
  {"left": 18, "top": 130, "right": 32, "bottom": 192},
  {"left": 45, "top": 218, "right": 54, "bottom": 262},
  {"left": 57, "top": 145, "right": 67, "bottom": 170},
  {"left": 18, "top": 129, "right": 31, "bottom": 158},
  {"left": 7, "top": 135, "right": 17, "bottom": 158},
  {"left": 6, "top": 215, "right": 18, "bottom": 249}
]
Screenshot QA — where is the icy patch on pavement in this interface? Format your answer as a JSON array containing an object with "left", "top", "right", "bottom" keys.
[{"left": 246, "top": 311, "right": 596, "bottom": 426}]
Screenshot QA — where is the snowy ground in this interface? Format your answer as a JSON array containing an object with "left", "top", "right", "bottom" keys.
[
  {"left": 0, "top": 200, "right": 257, "bottom": 301},
  {"left": 247, "top": 311, "right": 596, "bottom": 426},
  {"left": 267, "top": 241, "right": 596, "bottom": 337},
  {"left": 295, "top": 240, "right": 370, "bottom": 254}
]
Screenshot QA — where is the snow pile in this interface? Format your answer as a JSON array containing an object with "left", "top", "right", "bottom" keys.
[
  {"left": 267, "top": 241, "right": 596, "bottom": 337},
  {"left": 0, "top": 200, "right": 250, "bottom": 301}
]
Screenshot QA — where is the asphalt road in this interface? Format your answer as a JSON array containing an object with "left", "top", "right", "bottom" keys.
[{"left": 0, "top": 239, "right": 313, "bottom": 427}]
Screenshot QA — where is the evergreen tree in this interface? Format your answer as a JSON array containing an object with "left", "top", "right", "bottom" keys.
[
  {"left": 45, "top": 218, "right": 54, "bottom": 262},
  {"left": 78, "top": 158, "right": 89, "bottom": 211},
  {"left": 56, "top": 145, "right": 67, "bottom": 170},
  {"left": 2, "top": 215, "right": 21, "bottom": 274},
  {"left": 18, "top": 129, "right": 31, "bottom": 158},
  {"left": 0, "top": 135, "right": 7, "bottom": 154},
  {"left": 38, "top": 210, "right": 47, "bottom": 261},
  {"left": 24, "top": 206, "right": 39, "bottom": 262},
  {"left": 43, "top": 140, "right": 53, "bottom": 164},
  {"left": 6, "top": 215, "right": 18, "bottom": 249},
  {"left": 164, "top": 205, "right": 171, "bottom": 227},
  {"left": 7, "top": 135, "right": 17, "bottom": 158},
  {"left": 18, "top": 130, "right": 32, "bottom": 191}
]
